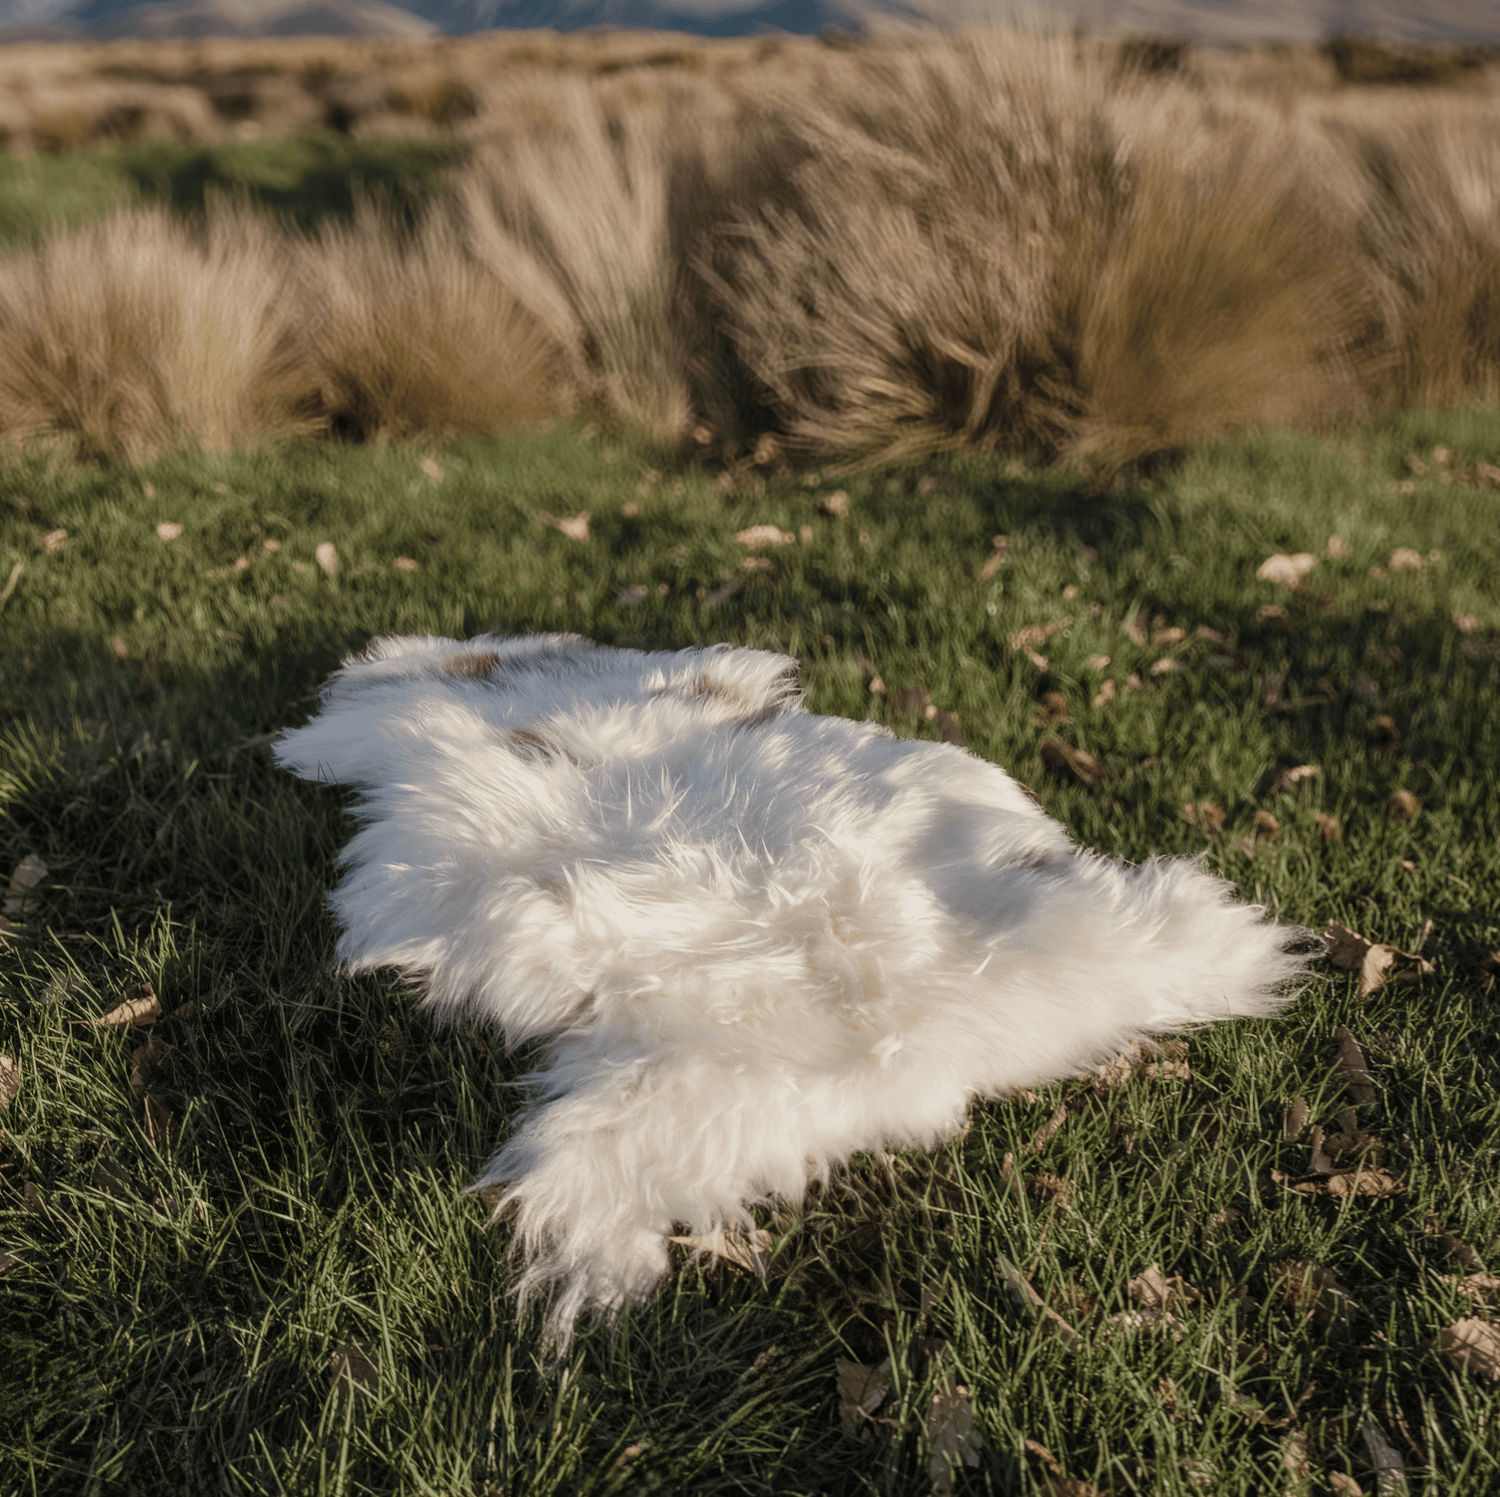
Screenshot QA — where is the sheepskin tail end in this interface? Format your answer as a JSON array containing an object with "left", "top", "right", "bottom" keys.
[{"left": 1120, "top": 856, "right": 1317, "bottom": 1031}]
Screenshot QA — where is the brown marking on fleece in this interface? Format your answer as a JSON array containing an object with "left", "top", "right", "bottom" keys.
[
  {"left": 435, "top": 650, "right": 502, "bottom": 679},
  {"left": 682, "top": 669, "right": 786, "bottom": 728},
  {"left": 504, "top": 727, "right": 580, "bottom": 765}
]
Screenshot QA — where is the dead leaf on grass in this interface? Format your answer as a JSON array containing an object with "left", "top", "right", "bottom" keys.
[
  {"left": 1031, "top": 1172, "right": 1072, "bottom": 1209},
  {"left": 1328, "top": 1472, "right": 1364, "bottom": 1497},
  {"left": 1333, "top": 1026, "right": 1378, "bottom": 1103},
  {"left": 1128, "top": 1262, "right": 1202, "bottom": 1312},
  {"left": 313, "top": 541, "right": 339, "bottom": 577},
  {"left": 1271, "top": 1260, "right": 1357, "bottom": 1327},
  {"left": 979, "top": 534, "right": 1009, "bottom": 580},
  {"left": 1442, "top": 1273, "right": 1500, "bottom": 1305},
  {"left": 1092, "top": 679, "right": 1116, "bottom": 708},
  {"left": 1326, "top": 535, "right": 1352, "bottom": 559},
  {"left": 1315, "top": 813, "right": 1343, "bottom": 842},
  {"left": 393, "top": 556, "right": 419, "bottom": 572},
  {"left": 1324, "top": 924, "right": 1433, "bottom": 1000},
  {"left": 1181, "top": 801, "right": 1226, "bottom": 835},
  {"left": 1385, "top": 789, "right": 1420, "bottom": 821},
  {"left": 1040, "top": 740, "right": 1109, "bottom": 789},
  {"left": 539, "top": 511, "right": 590, "bottom": 543},
  {"left": 4, "top": 853, "right": 48, "bottom": 919},
  {"left": 927, "top": 1390, "right": 979, "bottom": 1493},
  {"left": 85, "top": 983, "right": 162, "bottom": 1031},
  {"left": 1359, "top": 1418, "right": 1408, "bottom": 1494},
  {"left": 995, "top": 1254, "right": 1082, "bottom": 1348},
  {"left": 818, "top": 490, "right": 849, "bottom": 519},
  {"left": 1388, "top": 548, "right": 1424, "bottom": 572},
  {"left": 418, "top": 455, "right": 444, "bottom": 484},
  {"left": 0, "top": 1054, "right": 18, "bottom": 1113},
  {"left": 669, "top": 1223, "right": 772, "bottom": 1275},
  {"left": 1022, "top": 1440, "right": 1106, "bottom": 1497},
  {"left": 1284, "top": 1097, "right": 1310, "bottom": 1141},
  {"left": 1251, "top": 810, "right": 1281, "bottom": 843},
  {"left": 1257, "top": 553, "right": 1318, "bottom": 587},
  {"left": 1027, "top": 1104, "right": 1068, "bottom": 1154},
  {"left": 1434, "top": 1319, "right": 1500, "bottom": 1381},
  {"left": 836, "top": 1356, "right": 891, "bottom": 1437},
  {"left": 1324, "top": 1167, "right": 1405, "bottom": 1201},
  {"left": 734, "top": 524, "right": 795, "bottom": 549},
  {"left": 1270, "top": 764, "right": 1321, "bottom": 794},
  {"left": 1011, "top": 617, "right": 1072, "bottom": 652}
]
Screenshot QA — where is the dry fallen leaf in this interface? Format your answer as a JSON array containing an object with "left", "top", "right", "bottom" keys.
[
  {"left": 1128, "top": 1262, "right": 1202, "bottom": 1312},
  {"left": 818, "top": 490, "right": 849, "bottom": 519},
  {"left": 4, "top": 853, "right": 48, "bottom": 919},
  {"left": 539, "top": 511, "right": 591, "bottom": 543},
  {"left": 89, "top": 983, "right": 162, "bottom": 1031},
  {"left": 836, "top": 1356, "right": 891, "bottom": 1437},
  {"left": 734, "top": 524, "right": 795, "bottom": 549},
  {"left": 1040, "top": 740, "right": 1109, "bottom": 789},
  {"left": 1257, "top": 553, "right": 1318, "bottom": 587},
  {"left": 1251, "top": 809, "right": 1281, "bottom": 843},
  {"left": 1359, "top": 1417, "right": 1409, "bottom": 1496},
  {"left": 328, "top": 1344, "right": 380, "bottom": 1397},
  {"left": 393, "top": 556, "right": 419, "bottom": 572},
  {"left": 1326, "top": 534, "right": 1352, "bottom": 559},
  {"left": 892, "top": 686, "right": 936, "bottom": 718},
  {"left": 1434, "top": 1319, "right": 1500, "bottom": 1381},
  {"left": 1333, "top": 1027, "right": 1378, "bottom": 1104},
  {"left": 669, "top": 1223, "right": 772, "bottom": 1275},
  {"left": 1388, "top": 547, "right": 1424, "bottom": 572},
  {"left": 1442, "top": 1272, "right": 1500, "bottom": 1304},
  {"left": 418, "top": 455, "right": 444, "bottom": 484},
  {"left": 1027, "top": 1104, "right": 1068, "bottom": 1154},
  {"left": 1324, "top": 1167, "right": 1405, "bottom": 1201},
  {"left": 41, "top": 528, "right": 67, "bottom": 553},
  {"left": 1181, "top": 801, "right": 1226, "bottom": 835},
  {"left": 926, "top": 1354, "right": 981, "bottom": 1495},
  {"left": 1011, "top": 617, "right": 1072, "bottom": 652},
  {"left": 129, "top": 1034, "right": 168, "bottom": 1097},
  {"left": 995, "top": 1254, "right": 1082, "bottom": 1348},
  {"left": 1315, "top": 812, "right": 1343, "bottom": 842},
  {"left": 314, "top": 542, "right": 339, "bottom": 577},
  {"left": 1385, "top": 789, "right": 1420, "bottom": 821},
  {"left": 979, "top": 534, "right": 1010, "bottom": 580},
  {"left": 1328, "top": 1471, "right": 1365, "bottom": 1496},
  {"left": 0, "top": 1054, "right": 19, "bottom": 1111},
  {"left": 1325, "top": 923, "right": 1434, "bottom": 1000},
  {"left": 1092, "top": 679, "right": 1116, "bottom": 708},
  {"left": 155, "top": 521, "right": 182, "bottom": 541},
  {"left": 1271, "top": 1260, "right": 1357, "bottom": 1327},
  {"left": 1022, "top": 1440, "right": 1107, "bottom": 1497},
  {"left": 1270, "top": 764, "right": 1321, "bottom": 794},
  {"left": 1284, "top": 1098, "right": 1310, "bottom": 1141}
]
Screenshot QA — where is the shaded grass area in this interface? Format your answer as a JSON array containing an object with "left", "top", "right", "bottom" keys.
[
  {"left": 0, "top": 131, "right": 463, "bottom": 251},
  {"left": 1, "top": 412, "right": 1499, "bottom": 1493}
]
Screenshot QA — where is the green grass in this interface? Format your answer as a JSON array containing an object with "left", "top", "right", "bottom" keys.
[
  {"left": 1, "top": 410, "right": 1499, "bottom": 1494},
  {"left": 0, "top": 132, "right": 465, "bottom": 251}
]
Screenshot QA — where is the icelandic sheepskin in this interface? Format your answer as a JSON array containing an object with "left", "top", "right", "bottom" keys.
[{"left": 275, "top": 631, "right": 1306, "bottom": 1343}]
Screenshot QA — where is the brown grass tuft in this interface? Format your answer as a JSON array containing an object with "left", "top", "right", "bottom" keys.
[
  {"left": 0, "top": 204, "right": 309, "bottom": 461},
  {"left": 452, "top": 75, "right": 695, "bottom": 441},
  {"left": 302, "top": 204, "right": 567, "bottom": 442}
]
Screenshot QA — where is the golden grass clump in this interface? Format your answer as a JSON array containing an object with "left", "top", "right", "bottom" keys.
[
  {"left": 1, "top": 27, "right": 1499, "bottom": 467},
  {"left": 452, "top": 76, "right": 695, "bottom": 442},
  {"left": 0, "top": 205, "right": 310, "bottom": 462},
  {"left": 302, "top": 204, "right": 568, "bottom": 441},
  {"left": 694, "top": 33, "right": 1376, "bottom": 466}
]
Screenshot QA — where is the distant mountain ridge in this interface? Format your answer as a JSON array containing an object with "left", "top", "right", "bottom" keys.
[{"left": 5, "top": 0, "right": 1500, "bottom": 44}]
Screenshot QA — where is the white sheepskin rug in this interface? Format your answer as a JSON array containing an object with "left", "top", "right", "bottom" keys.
[{"left": 275, "top": 631, "right": 1306, "bottom": 1344}]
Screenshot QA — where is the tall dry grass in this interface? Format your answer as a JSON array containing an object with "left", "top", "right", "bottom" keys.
[
  {"left": 0, "top": 204, "right": 310, "bottom": 461},
  {"left": 450, "top": 75, "right": 699, "bottom": 441},
  {"left": 0, "top": 27, "right": 1498, "bottom": 467},
  {"left": 303, "top": 204, "right": 566, "bottom": 441}
]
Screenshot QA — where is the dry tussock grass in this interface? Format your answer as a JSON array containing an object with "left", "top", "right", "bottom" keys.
[
  {"left": 0, "top": 25, "right": 1498, "bottom": 465},
  {"left": 304, "top": 204, "right": 566, "bottom": 442},
  {"left": 0, "top": 204, "right": 310, "bottom": 461},
  {"left": 452, "top": 75, "right": 698, "bottom": 440}
]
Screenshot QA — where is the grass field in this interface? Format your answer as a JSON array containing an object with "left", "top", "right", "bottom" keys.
[{"left": 2, "top": 403, "right": 1499, "bottom": 1494}]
